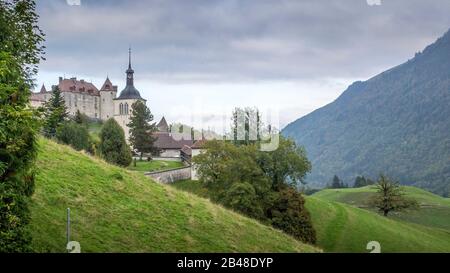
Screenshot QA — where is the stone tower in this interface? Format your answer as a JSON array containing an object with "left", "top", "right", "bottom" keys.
[
  {"left": 99, "top": 77, "right": 117, "bottom": 120},
  {"left": 113, "top": 48, "right": 146, "bottom": 142}
]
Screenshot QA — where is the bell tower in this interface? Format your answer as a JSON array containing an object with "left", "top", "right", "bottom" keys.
[{"left": 114, "top": 48, "right": 146, "bottom": 142}]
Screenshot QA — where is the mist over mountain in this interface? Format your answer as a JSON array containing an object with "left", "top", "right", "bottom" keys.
[{"left": 283, "top": 29, "right": 450, "bottom": 196}]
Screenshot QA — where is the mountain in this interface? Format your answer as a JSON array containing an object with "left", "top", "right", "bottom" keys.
[
  {"left": 283, "top": 30, "right": 450, "bottom": 196},
  {"left": 30, "top": 138, "right": 318, "bottom": 253}
]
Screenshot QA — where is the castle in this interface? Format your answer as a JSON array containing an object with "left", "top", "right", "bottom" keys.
[{"left": 31, "top": 49, "right": 145, "bottom": 141}]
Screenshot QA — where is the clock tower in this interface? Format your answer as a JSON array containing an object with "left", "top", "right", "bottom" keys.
[
  {"left": 114, "top": 48, "right": 146, "bottom": 142},
  {"left": 126, "top": 48, "right": 134, "bottom": 86}
]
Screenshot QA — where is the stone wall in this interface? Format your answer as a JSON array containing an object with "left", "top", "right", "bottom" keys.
[
  {"left": 100, "top": 90, "right": 116, "bottom": 120},
  {"left": 145, "top": 166, "right": 191, "bottom": 184}
]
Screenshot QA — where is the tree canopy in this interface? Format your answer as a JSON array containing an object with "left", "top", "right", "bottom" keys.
[
  {"left": 0, "top": 0, "right": 45, "bottom": 252},
  {"left": 193, "top": 136, "right": 316, "bottom": 244}
]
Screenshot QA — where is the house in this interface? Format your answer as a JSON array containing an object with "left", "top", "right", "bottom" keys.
[{"left": 152, "top": 117, "right": 195, "bottom": 158}]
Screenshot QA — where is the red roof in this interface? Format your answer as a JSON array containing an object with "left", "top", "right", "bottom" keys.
[{"left": 57, "top": 77, "right": 100, "bottom": 96}]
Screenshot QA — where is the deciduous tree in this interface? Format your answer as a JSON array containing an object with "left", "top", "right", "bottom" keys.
[{"left": 370, "top": 174, "right": 418, "bottom": 216}]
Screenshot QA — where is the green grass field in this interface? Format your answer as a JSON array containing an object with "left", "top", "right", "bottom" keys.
[
  {"left": 29, "top": 139, "right": 318, "bottom": 253},
  {"left": 313, "top": 186, "right": 450, "bottom": 230},
  {"left": 172, "top": 180, "right": 450, "bottom": 253},
  {"left": 127, "top": 160, "right": 185, "bottom": 173}
]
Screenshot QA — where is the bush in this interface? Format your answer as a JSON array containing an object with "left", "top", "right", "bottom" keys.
[
  {"left": 270, "top": 187, "right": 316, "bottom": 244},
  {"left": 56, "top": 122, "right": 91, "bottom": 151},
  {"left": 99, "top": 119, "right": 132, "bottom": 167},
  {"left": 223, "top": 182, "right": 264, "bottom": 220}
]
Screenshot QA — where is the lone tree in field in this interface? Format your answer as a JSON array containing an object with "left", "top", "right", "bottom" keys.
[
  {"left": 127, "top": 101, "right": 158, "bottom": 160},
  {"left": 0, "top": 0, "right": 45, "bottom": 252},
  {"left": 42, "top": 86, "right": 68, "bottom": 138},
  {"left": 370, "top": 174, "right": 418, "bottom": 217},
  {"left": 99, "top": 119, "right": 132, "bottom": 167}
]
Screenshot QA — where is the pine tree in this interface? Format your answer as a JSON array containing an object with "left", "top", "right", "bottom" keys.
[
  {"left": 99, "top": 118, "right": 132, "bottom": 167},
  {"left": 331, "top": 175, "right": 342, "bottom": 189},
  {"left": 127, "top": 101, "right": 158, "bottom": 160},
  {"left": 42, "top": 86, "right": 68, "bottom": 138}
]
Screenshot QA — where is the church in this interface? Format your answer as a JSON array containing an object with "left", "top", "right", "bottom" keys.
[{"left": 31, "top": 49, "right": 145, "bottom": 141}]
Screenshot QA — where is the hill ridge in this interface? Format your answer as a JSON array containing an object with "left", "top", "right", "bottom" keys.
[{"left": 283, "top": 29, "right": 450, "bottom": 196}]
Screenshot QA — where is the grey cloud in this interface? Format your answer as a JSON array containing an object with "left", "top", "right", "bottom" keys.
[{"left": 37, "top": 0, "right": 450, "bottom": 83}]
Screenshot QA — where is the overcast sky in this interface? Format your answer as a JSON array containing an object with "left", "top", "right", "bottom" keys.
[{"left": 35, "top": 0, "right": 450, "bottom": 132}]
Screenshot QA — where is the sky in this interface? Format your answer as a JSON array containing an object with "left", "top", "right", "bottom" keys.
[{"left": 35, "top": 0, "right": 450, "bottom": 133}]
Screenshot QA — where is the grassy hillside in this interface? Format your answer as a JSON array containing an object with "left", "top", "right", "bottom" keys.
[
  {"left": 173, "top": 180, "right": 450, "bottom": 253},
  {"left": 306, "top": 197, "right": 450, "bottom": 253},
  {"left": 29, "top": 138, "right": 318, "bottom": 253},
  {"left": 313, "top": 186, "right": 450, "bottom": 230}
]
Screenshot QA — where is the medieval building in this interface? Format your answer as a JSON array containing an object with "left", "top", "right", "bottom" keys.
[{"left": 31, "top": 49, "right": 145, "bottom": 141}]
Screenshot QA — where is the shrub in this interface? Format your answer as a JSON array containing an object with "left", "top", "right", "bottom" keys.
[
  {"left": 270, "top": 187, "right": 316, "bottom": 244},
  {"left": 99, "top": 119, "right": 132, "bottom": 167},
  {"left": 223, "top": 182, "right": 264, "bottom": 220},
  {"left": 56, "top": 121, "right": 91, "bottom": 151}
]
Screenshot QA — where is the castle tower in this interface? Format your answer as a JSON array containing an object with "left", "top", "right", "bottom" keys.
[
  {"left": 99, "top": 76, "right": 117, "bottom": 120},
  {"left": 113, "top": 48, "right": 146, "bottom": 142}
]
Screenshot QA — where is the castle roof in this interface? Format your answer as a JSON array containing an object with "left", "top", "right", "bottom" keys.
[
  {"left": 100, "top": 77, "right": 118, "bottom": 92},
  {"left": 57, "top": 77, "right": 99, "bottom": 96}
]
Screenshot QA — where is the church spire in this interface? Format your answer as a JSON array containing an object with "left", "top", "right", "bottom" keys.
[
  {"left": 128, "top": 47, "right": 132, "bottom": 69},
  {"left": 126, "top": 47, "right": 134, "bottom": 87},
  {"left": 116, "top": 48, "right": 143, "bottom": 100}
]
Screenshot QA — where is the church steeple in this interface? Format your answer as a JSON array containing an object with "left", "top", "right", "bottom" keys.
[
  {"left": 126, "top": 47, "right": 134, "bottom": 87},
  {"left": 116, "top": 48, "right": 144, "bottom": 100}
]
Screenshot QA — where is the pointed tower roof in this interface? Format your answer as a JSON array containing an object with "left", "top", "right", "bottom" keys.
[
  {"left": 116, "top": 48, "right": 143, "bottom": 100},
  {"left": 157, "top": 117, "right": 169, "bottom": 132},
  {"left": 100, "top": 77, "right": 117, "bottom": 91},
  {"left": 40, "top": 84, "right": 47, "bottom": 93}
]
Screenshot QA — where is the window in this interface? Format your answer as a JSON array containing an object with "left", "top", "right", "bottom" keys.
[
  {"left": 119, "top": 103, "right": 123, "bottom": 115},
  {"left": 125, "top": 103, "right": 129, "bottom": 115}
]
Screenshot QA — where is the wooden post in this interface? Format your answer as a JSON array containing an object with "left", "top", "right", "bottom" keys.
[{"left": 67, "top": 208, "right": 71, "bottom": 251}]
